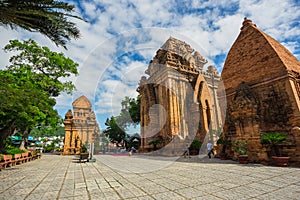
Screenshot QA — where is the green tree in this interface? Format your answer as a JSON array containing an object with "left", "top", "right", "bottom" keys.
[
  {"left": 118, "top": 96, "right": 140, "bottom": 127},
  {"left": 0, "top": 0, "right": 85, "bottom": 48},
  {"left": 0, "top": 39, "right": 79, "bottom": 152},
  {"left": 103, "top": 117, "right": 126, "bottom": 145},
  {"left": 4, "top": 39, "right": 79, "bottom": 96},
  {"left": 0, "top": 69, "right": 60, "bottom": 151}
]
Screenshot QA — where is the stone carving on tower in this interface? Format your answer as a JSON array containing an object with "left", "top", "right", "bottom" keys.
[
  {"left": 138, "top": 37, "right": 223, "bottom": 154},
  {"left": 63, "top": 96, "right": 100, "bottom": 155}
]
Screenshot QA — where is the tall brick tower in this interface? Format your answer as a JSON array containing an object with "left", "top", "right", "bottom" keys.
[{"left": 222, "top": 18, "right": 300, "bottom": 165}]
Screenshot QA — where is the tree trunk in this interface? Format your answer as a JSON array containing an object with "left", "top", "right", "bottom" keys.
[
  {"left": 0, "top": 121, "right": 16, "bottom": 153},
  {"left": 20, "top": 128, "right": 31, "bottom": 150}
]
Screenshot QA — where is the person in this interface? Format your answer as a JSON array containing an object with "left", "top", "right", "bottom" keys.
[
  {"left": 184, "top": 144, "right": 190, "bottom": 158},
  {"left": 207, "top": 141, "right": 214, "bottom": 159},
  {"left": 120, "top": 147, "right": 126, "bottom": 153},
  {"left": 129, "top": 146, "right": 136, "bottom": 156}
]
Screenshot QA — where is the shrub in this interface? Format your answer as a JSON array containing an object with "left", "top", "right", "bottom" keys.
[
  {"left": 6, "top": 147, "right": 24, "bottom": 155},
  {"left": 232, "top": 141, "right": 248, "bottom": 155},
  {"left": 189, "top": 140, "right": 201, "bottom": 151},
  {"left": 261, "top": 133, "right": 288, "bottom": 156},
  {"left": 81, "top": 144, "right": 88, "bottom": 153}
]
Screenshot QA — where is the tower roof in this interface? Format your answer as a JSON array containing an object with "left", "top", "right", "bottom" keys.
[
  {"left": 159, "top": 37, "right": 207, "bottom": 69},
  {"left": 161, "top": 36, "right": 194, "bottom": 55},
  {"left": 222, "top": 18, "right": 300, "bottom": 91},
  {"left": 65, "top": 109, "right": 73, "bottom": 118},
  {"left": 72, "top": 95, "right": 92, "bottom": 108}
]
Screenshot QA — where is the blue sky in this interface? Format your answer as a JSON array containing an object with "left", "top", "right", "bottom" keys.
[{"left": 0, "top": 0, "right": 299, "bottom": 134}]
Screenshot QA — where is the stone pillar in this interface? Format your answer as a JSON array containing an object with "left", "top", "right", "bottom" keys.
[
  {"left": 173, "top": 79, "right": 180, "bottom": 134},
  {"left": 63, "top": 110, "right": 73, "bottom": 155},
  {"left": 169, "top": 82, "right": 175, "bottom": 136},
  {"left": 71, "top": 124, "right": 77, "bottom": 153},
  {"left": 63, "top": 129, "right": 71, "bottom": 155}
]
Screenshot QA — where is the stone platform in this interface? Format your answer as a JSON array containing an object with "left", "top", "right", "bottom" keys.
[{"left": 0, "top": 154, "right": 299, "bottom": 199}]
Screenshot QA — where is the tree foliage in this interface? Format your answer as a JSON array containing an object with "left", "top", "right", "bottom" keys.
[
  {"left": 30, "top": 126, "right": 65, "bottom": 138},
  {"left": 4, "top": 39, "right": 79, "bottom": 96},
  {"left": 103, "top": 95, "right": 140, "bottom": 145},
  {"left": 0, "top": 0, "right": 86, "bottom": 48},
  {"left": 118, "top": 96, "right": 140, "bottom": 127},
  {"left": 260, "top": 133, "right": 288, "bottom": 156},
  {"left": 0, "top": 39, "right": 79, "bottom": 152},
  {"left": 103, "top": 117, "right": 126, "bottom": 144}
]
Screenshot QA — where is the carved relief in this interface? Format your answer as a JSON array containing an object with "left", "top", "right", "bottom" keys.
[
  {"left": 262, "top": 88, "right": 293, "bottom": 127},
  {"left": 230, "top": 82, "right": 260, "bottom": 135}
]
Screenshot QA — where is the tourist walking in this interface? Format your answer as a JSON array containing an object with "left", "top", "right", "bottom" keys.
[
  {"left": 129, "top": 146, "right": 136, "bottom": 156},
  {"left": 184, "top": 144, "right": 191, "bottom": 158},
  {"left": 207, "top": 141, "right": 214, "bottom": 159}
]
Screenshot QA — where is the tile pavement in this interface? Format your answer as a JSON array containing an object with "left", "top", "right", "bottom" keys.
[{"left": 0, "top": 154, "right": 299, "bottom": 200}]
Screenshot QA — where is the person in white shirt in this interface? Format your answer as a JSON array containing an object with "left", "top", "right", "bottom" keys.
[{"left": 207, "top": 141, "right": 214, "bottom": 159}]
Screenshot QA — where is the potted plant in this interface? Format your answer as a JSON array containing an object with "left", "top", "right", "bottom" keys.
[
  {"left": 216, "top": 136, "right": 229, "bottom": 159},
  {"left": 260, "top": 133, "right": 289, "bottom": 167},
  {"left": 232, "top": 140, "right": 248, "bottom": 164}
]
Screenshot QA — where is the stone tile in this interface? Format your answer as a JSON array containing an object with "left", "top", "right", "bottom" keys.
[
  {"left": 103, "top": 191, "right": 121, "bottom": 199},
  {"left": 7, "top": 195, "right": 27, "bottom": 200},
  {"left": 211, "top": 181, "right": 239, "bottom": 190},
  {"left": 58, "top": 190, "right": 74, "bottom": 198},
  {"left": 115, "top": 188, "right": 136, "bottom": 199},
  {"left": 160, "top": 182, "right": 186, "bottom": 191},
  {"left": 58, "top": 197, "right": 74, "bottom": 200},
  {"left": 213, "top": 189, "right": 252, "bottom": 200},
  {"left": 129, "top": 188, "right": 147, "bottom": 197},
  {"left": 90, "top": 192, "right": 105, "bottom": 200},
  {"left": 137, "top": 196, "right": 155, "bottom": 200},
  {"left": 151, "top": 191, "right": 186, "bottom": 200},
  {"left": 192, "top": 194, "right": 223, "bottom": 200},
  {"left": 194, "top": 183, "right": 224, "bottom": 193},
  {"left": 229, "top": 185, "right": 266, "bottom": 198},
  {"left": 139, "top": 184, "right": 169, "bottom": 194},
  {"left": 42, "top": 191, "right": 59, "bottom": 199},
  {"left": 175, "top": 187, "right": 207, "bottom": 198},
  {"left": 247, "top": 182, "right": 279, "bottom": 193},
  {"left": 23, "top": 193, "right": 43, "bottom": 200},
  {"left": 108, "top": 181, "right": 122, "bottom": 188}
]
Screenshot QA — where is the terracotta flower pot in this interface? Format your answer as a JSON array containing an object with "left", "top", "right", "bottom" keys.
[
  {"left": 272, "top": 156, "right": 289, "bottom": 167},
  {"left": 238, "top": 155, "right": 248, "bottom": 164}
]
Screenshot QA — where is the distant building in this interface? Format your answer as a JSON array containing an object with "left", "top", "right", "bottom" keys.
[{"left": 63, "top": 96, "right": 100, "bottom": 155}]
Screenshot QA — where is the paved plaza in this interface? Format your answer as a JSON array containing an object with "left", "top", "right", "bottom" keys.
[{"left": 0, "top": 154, "right": 299, "bottom": 200}]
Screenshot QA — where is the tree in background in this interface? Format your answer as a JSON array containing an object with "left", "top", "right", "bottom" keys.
[
  {"left": 0, "top": 39, "right": 79, "bottom": 152},
  {"left": 0, "top": 0, "right": 86, "bottom": 48},
  {"left": 118, "top": 96, "right": 140, "bottom": 127},
  {"left": 103, "top": 117, "right": 126, "bottom": 145},
  {"left": 103, "top": 95, "right": 140, "bottom": 147}
]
